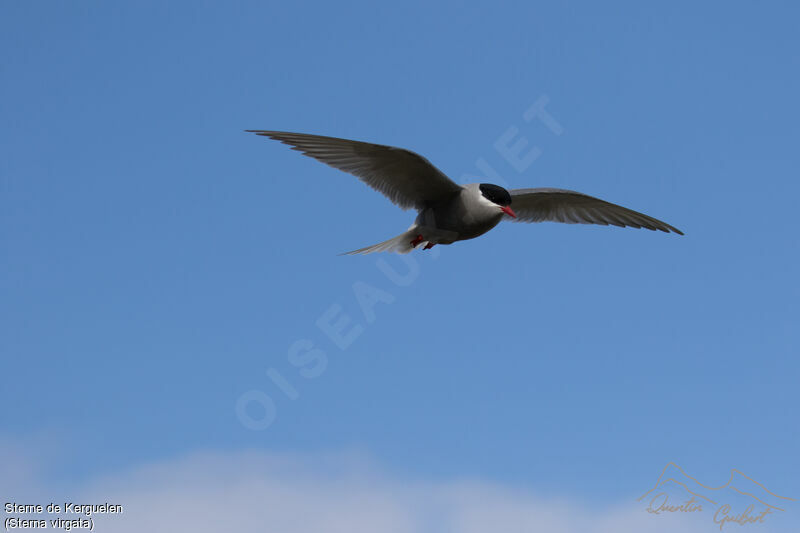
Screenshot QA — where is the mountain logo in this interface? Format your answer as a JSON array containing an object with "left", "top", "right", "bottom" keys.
[{"left": 637, "top": 462, "right": 795, "bottom": 529}]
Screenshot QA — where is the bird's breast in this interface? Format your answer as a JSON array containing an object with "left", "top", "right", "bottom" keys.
[{"left": 417, "top": 193, "right": 504, "bottom": 242}]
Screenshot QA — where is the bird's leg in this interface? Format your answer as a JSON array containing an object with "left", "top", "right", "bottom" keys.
[
  {"left": 410, "top": 234, "right": 424, "bottom": 248},
  {"left": 423, "top": 242, "right": 436, "bottom": 250}
]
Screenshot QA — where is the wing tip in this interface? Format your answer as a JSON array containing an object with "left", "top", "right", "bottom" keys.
[
  {"left": 662, "top": 224, "right": 684, "bottom": 236},
  {"left": 245, "top": 129, "right": 276, "bottom": 137},
  {"left": 642, "top": 224, "right": 684, "bottom": 235}
]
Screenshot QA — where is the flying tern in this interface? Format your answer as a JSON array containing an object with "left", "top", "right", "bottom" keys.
[{"left": 248, "top": 130, "right": 683, "bottom": 254}]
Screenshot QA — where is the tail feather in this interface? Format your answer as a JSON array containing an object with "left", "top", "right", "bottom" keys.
[{"left": 340, "top": 229, "right": 421, "bottom": 255}]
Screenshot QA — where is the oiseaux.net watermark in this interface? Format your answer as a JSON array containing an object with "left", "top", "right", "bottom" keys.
[{"left": 235, "top": 94, "right": 565, "bottom": 431}]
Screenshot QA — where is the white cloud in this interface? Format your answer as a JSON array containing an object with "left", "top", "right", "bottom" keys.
[{"left": 2, "top": 445, "right": 788, "bottom": 533}]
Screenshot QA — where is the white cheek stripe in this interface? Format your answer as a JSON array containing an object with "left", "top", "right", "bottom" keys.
[{"left": 477, "top": 193, "right": 499, "bottom": 208}]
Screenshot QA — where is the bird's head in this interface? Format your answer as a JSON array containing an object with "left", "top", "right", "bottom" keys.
[{"left": 479, "top": 183, "right": 516, "bottom": 218}]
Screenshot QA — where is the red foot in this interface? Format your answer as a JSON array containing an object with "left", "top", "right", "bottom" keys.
[
  {"left": 423, "top": 242, "right": 436, "bottom": 250},
  {"left": 410, "top": 234, "right": 424, "bottom": 248}
]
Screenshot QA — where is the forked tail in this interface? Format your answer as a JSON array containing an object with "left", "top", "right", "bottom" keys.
[{"left": 341, "top": 228, "right": 422, "bottom": 255}]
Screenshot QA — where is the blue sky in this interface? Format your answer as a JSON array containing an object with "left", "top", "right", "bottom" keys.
[{"left": 2, "top": 2, "right": 798, "bottom": 531}]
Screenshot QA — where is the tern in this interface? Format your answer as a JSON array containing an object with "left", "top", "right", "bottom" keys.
[{"left": 248, "top": 131, "right": 683, "bottom": 254}]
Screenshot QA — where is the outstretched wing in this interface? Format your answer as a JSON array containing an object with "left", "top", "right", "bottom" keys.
[
  {"left": 248, "top": 131, "right": 462, "bottom": 210},
  {"left": 509, "top": 188, "right": 683, "bottom": 234}
]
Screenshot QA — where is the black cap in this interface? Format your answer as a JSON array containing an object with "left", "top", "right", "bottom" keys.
[{"left": 478, "top": 183, "right": 512, "bottom": 206}]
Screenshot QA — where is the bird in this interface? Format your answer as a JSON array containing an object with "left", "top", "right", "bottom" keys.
[{"left": 247, "top": 130, "right": 683, "bottom": 254}]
